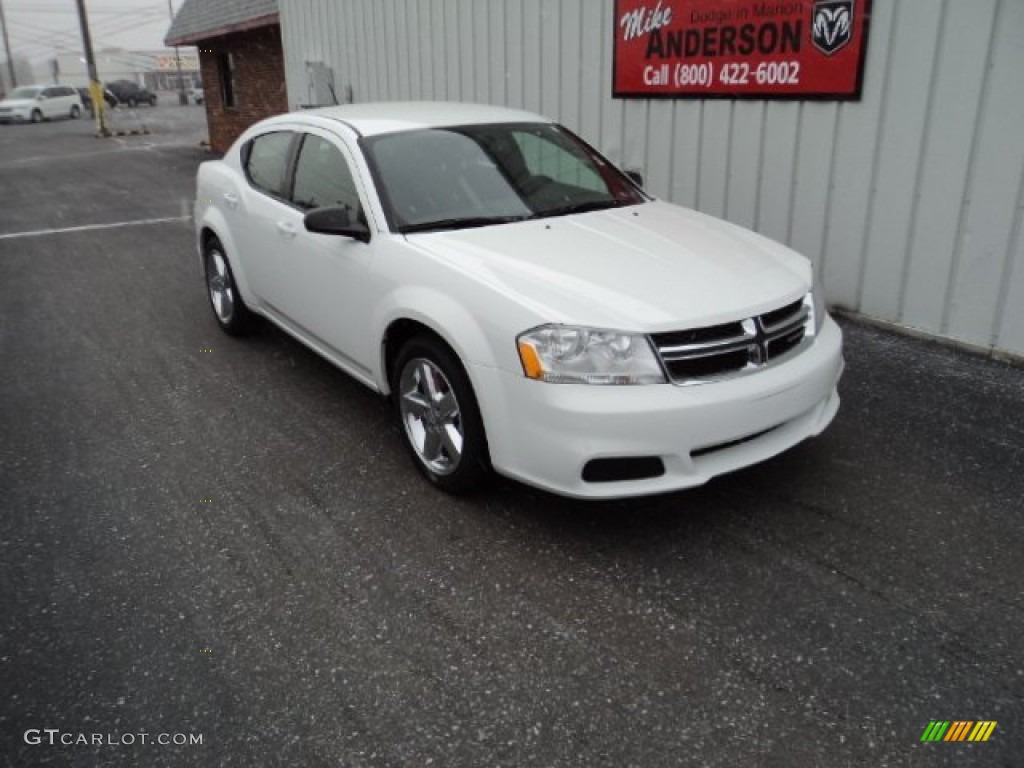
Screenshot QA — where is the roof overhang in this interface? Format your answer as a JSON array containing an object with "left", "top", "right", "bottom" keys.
[{"left": 165, "top": 12, "right": 279, "bottom": 47}]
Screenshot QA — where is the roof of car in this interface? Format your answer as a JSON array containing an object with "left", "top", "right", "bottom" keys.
[{"left": 289, "top": 101, "right": 553, "bottom": 137}]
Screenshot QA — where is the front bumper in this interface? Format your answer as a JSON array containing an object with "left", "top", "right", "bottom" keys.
[{"left": 472, "top": 316, "right": 844, "bottom": 499}]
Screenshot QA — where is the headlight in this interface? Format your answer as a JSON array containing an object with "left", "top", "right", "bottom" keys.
[{"left": 517, "top": 325, "right": 666, "bottom": 384}]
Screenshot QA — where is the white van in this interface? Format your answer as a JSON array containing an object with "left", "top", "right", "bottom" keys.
[{"left": 0, "top": 85, "right": 84, "bottom": 124}]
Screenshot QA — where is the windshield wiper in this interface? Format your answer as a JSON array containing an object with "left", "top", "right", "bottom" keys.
[
  {"left": 400, "top": 215, "right": 531, "bottom": 234},
  {"left": 537, "top": 199, "right": 624, "bottom": 219}
]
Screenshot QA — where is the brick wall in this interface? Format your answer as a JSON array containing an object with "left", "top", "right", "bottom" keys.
[{"left": 198, "top": 25, "right": 287, "bottom": 154}]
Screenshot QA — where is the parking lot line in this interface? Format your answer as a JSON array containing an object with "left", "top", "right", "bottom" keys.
[{"left": 0, "top": 216, "right": 190, "bottom": 241}]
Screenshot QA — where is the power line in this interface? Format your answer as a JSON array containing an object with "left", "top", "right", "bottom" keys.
[
  {"left": 14, "top": 15, "right": 158, "bottom": 36},
  {"left": 8, "top": 3, "right": 167, "bottom": 13},
  {"left": 7, "top": 8, "right": 166, "bottom": 16},
  {"left": 8, "top": 14, "right": 175, "bottom": 56},
  {"left": 12, "top": 14, "right": 169, "bottom": 42},
  {"left": 5, "top": 1, "right": 186, "bottom": 63},
  {"left": 5, "top": 0, "right": 167, "bottom": 54}
]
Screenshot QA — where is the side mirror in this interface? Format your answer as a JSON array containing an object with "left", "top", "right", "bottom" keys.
[
  {"left": 625, "top": 169, "right": 645, "bottom": 188},
  {"left": 303, "top": 206, "right": 371, "bottom": 243}
]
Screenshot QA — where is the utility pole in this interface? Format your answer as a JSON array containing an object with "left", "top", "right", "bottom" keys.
[
  {"left": 0, "top": 0, "right": 17, "bottom": 91},
  {"left": 74, "top": 0, "right": 109, "bottom": 136},
  {"left": 167, "top": 0, "right": 187, "bottom": 105}
]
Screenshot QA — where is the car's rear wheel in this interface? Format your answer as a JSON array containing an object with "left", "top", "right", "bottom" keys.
[
  {"left": 70, "top": 105, "right": 80, "bottom": 119},
  {"left": 149, "top": 96, "right": 157, "bottom": 106},
  {"left": 127, "top": 97, "right": 137, "bottom": 108},
  {"left": 30, "top": 109, "right": 42, "bottom": 123},
  {"left": 393, "top": 336, "right": 490, "bottom": 494},
  {"left": 203, "top": 237, "right": 253, "bottom": 335}
]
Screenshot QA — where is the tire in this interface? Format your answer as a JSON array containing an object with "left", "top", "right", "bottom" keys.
[
  {"left": 203, "top": 237, "right": 253, "bottom": 336},
  {"left": 70, "top": 105, "right": 81, "bottom": 119},
  {"left": 127, "top": 98, "right": 137, "bottom": 108},
  {"left": 30, "top": 109, "right": 42, "bottom": 123},
  {"left": 392, "top": 335, "right": 491, "bottom": 494},
  {"left": 149, "top": 96, "right": 157, "bottom": 106}
]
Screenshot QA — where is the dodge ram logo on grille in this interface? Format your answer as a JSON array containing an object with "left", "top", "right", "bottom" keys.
[{"left": 811, "top": 0, "right": 854, "bottom": 56}]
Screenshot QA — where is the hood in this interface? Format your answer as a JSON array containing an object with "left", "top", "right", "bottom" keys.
[
  {"left": 405, "top": 201, "right": 813, "bottom": 332},
  {"left": 0, "top": 99, "right": 37, "bottom": 109}
]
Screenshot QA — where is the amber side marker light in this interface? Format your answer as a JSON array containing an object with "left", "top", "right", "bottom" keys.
[{"left": 518, "top": 340, "right": 544, "bottom": 380}]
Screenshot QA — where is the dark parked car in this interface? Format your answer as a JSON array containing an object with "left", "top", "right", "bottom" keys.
[
  {"left": 106, "top": 80, "right": 157, "bottom": 107},
  {"left": 76, "top": 87, "right": 117, "bottom": 111}
]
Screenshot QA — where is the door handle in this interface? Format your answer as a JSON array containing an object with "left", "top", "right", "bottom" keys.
[
  {"left": 222, "top": 192, "right": 239, "bottom": 209},
  {"left": 276, "top": 221, "right": 297, "bottom": 238}
]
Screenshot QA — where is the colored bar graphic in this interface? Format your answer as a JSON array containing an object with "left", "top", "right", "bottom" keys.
[
  {"left": 921, "top": 720, "right": 997, "bottom": 742},
  {"left": 945, "top": 721, "right": 971, "bottom": 741},
  {"left": 921, "top": 721, "right": 950, "bottom": 742}
]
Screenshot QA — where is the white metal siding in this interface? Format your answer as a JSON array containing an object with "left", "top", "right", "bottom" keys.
[{"left": 278, "top": 0, "right": 1024, "bottom": 356}]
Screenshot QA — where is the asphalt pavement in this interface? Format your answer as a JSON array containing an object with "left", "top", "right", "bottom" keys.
[{"left": 1, "top": 105, "right": 1021, "bottom": 767}]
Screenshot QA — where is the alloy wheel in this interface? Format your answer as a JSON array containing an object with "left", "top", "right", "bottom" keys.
[
  {"left": 399, "top": 358, "right": 464, "bottom": 476},
  {"left": 205, "top": 248, "right": 235, "bottom": 325}
]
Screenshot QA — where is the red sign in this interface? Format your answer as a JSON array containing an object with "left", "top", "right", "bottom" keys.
[{"left": 613, "top": 0, "right": 871, "bottom": 99}]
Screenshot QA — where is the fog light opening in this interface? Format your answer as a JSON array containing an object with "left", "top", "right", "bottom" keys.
[{"left": 582, "top": 457, "right": 666, "bottom": 483}]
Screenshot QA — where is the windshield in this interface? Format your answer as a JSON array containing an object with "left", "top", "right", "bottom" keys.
[
  {"left": 9, "top": 87, "right": 42, "bottom": 100},
  {"left": 361, "top": 122, "right": 647, "bottom": 233}
]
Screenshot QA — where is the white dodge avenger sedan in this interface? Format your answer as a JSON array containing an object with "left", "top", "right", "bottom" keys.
[{"left": 194, "top": 102, "right": 843, "bottom": 498}]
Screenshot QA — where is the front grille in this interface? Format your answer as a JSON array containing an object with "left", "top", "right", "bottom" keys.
[
  {"left": 651, "top": 295, "right": 812, "bottom": 385},
  {"left": 652, "top": 320, "right": 746, "bottom": 348},
  {"left": 760, "top": 298, "right": 804, "bottom": 330}
]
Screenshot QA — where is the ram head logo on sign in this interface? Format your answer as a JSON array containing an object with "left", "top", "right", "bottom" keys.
[{"left": 812, "top": 0, "right": 854, "bottom": 55}]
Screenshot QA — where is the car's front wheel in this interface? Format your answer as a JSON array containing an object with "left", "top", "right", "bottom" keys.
[
  {"left": 70, "top": 105, "right": 81, "bottom": 119},
  {"left": 393, "top": 336, "right": 490, "bottom": 494},
  {"left": 30, "top": 109, "right": 42, "bottom": 123},
  {"left": 203, "top": 237, "right": 253, "bottom": 335}
]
